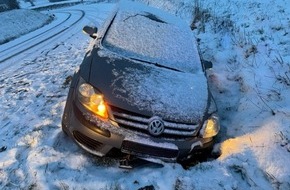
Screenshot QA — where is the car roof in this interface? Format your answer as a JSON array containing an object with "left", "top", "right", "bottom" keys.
[{"left": 100, "top": 0, "right": 202, "bottom": 74}]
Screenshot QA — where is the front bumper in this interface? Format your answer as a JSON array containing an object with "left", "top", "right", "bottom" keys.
[{"left": 62, "top": 86, "right": 214, "bottom": 161}]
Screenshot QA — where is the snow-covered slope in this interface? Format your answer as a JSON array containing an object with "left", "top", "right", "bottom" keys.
[
  {"left": 19, "top": 0, "right": 62, "bottom": 8},
  {"left": 192, "top": 0, "right": 290, "bottom": 189},
  {"left": 0, "top": 0, "right": 289, "bottom": 189},
  {"left": 0, "top": 9, "right": 52, "bottom": 44}
]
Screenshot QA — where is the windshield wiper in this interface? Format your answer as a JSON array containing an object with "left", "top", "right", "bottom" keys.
[{"left": 130, "top": 58, "right": 184, "bottom": 73}]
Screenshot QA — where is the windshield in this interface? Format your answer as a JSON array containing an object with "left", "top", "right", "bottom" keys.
[{"left": 102, "top": 9, "right": 202, "bottom": 73}]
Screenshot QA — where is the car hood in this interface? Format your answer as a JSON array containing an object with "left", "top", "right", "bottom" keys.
[{"left": 89, "top": 51, "right": 209, "bottom": 123}]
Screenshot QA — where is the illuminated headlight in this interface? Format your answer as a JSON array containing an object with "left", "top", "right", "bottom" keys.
[
  {"left": 201, "top": 114, "right": 220, "bottom": 138},
  {"left": 77, "top": 78, "right": 108, "bottom": 119}
]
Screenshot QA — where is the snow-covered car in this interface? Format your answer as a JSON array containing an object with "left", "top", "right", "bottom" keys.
[{"left": 62, "top": 1, "right": 220, "bottom": 163}]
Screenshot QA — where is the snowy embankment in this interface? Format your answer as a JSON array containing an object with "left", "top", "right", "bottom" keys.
[
  {"left": 0, "top": 0, "right": 289, "bottom": 190},
  {"left": 189, "top": 0, "right": 290, "bottom": 189},
  {"left": 0, "top": 9, "right": 52, "bottom": 45},
  {"left": 144, "top": 0, "right": 290, "bottom": 188}
]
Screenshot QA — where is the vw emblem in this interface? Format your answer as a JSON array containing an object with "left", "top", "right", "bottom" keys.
[{"left": 148, "top": 117, "right": 165, "bottom": 136}]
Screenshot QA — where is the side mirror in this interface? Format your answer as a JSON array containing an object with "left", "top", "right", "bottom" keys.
[
  {"left": 83, "top": 26, "right": 98, "bottom": 39},
  {"left": 202, "top": 60, "right": 213, "bottom": 70}
]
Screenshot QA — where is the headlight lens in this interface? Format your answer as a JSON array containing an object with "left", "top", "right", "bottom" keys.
[
  {"left": 77, "top": 82, "right": 108, "bottom": 119},
  {"left": 201, "top": 114, "right": 220, "bottom": 138}
]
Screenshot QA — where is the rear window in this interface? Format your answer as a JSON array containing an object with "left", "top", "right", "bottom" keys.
[{"left": 102, "top": 9, "right": 202, "bottom": 73}]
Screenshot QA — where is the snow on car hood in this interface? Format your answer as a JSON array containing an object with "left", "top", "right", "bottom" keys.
[
  {"left": 89, "top": 53, "right": 208, "bottom": 123},
  {"left": 101, "top": 0, "right": 201, "bottom": 74}
]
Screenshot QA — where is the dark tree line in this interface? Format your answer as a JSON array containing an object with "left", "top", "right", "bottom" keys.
[
  {"left": 9, "top": 0, "right": 20, "bottom": 9},
  {"left": 0, "top": 0, "right": 19, "bottom": 11},
  {"left": 49, "top": 0, "right": 69, "bottom": 2}
]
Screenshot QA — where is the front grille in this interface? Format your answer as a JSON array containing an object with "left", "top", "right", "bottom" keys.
[
  {"left": 73, "top": 131, "right": 104, "bottom": 151},
  {"left": 122, "top": 141, "right": 179, "bottom": 159},
  {"left": 110, "top": 106, "right": 199, "bottom": 138}
]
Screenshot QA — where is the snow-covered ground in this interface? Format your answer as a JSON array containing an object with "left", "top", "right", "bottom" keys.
[
  {"left": 0, "top": 9, "right": 52, "bottom": 44},
  {"left": 0, "top": 0, "right": 289, "bottom": 189},
  {"left": 18, "top": 0, "right": 51, "bottom": 8},
  {"left": 19, "top": 0, "right": 74, "bottom": 8},
  {"left": 19, "top": 0, "right": 100, "bottom": 9}
]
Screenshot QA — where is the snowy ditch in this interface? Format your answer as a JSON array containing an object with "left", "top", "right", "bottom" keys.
[{"left": 0, "top": 0, "right": 289, "bottom": 189}]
